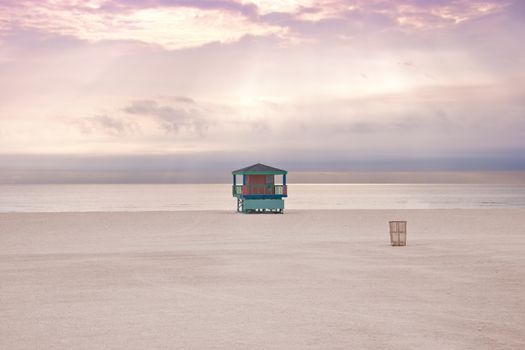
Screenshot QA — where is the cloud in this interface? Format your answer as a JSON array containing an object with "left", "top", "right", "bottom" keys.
[
  {"left": 101, "top": 0, "right": 259, "bottom": 18},
  {"left": 72, "top": 114, "right": 138, "bottom": 136},
  {"left": 168, "top": 96, "right": 195, "bottom": 104},
  {"left": 120, "top": 97, "right": 272, "bottom": 137},
  {"left": 0, "top": 1, "right": 513, "bottom": 50},
  {"left": 0, "top": 0, "right": 524, "bottom": 175},
  {"left": 0, "top": 0, "right": 284, "bottom": 50},
  {"left": 257, "top": 0, "right": 511, "bottom": 42},
  {"left": 124, "top": 99, "right": 208, "bottom": 133}
]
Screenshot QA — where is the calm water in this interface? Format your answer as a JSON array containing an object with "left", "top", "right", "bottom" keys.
[{"left": 1, "top": 184, "right": 525, "bottom": 212}]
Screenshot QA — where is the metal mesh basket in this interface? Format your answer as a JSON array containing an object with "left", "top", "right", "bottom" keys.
[{"left": 389, "top": 221, "right": 407, "bottom": 246}]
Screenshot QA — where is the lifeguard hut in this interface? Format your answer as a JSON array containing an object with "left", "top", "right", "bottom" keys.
[{"left": 232, "top": 163, "right": 288, "bottom": 213}]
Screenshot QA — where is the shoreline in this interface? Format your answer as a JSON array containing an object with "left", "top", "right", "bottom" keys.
[{"left": 1, "top": 207, "right": 524, "bottom": 214}]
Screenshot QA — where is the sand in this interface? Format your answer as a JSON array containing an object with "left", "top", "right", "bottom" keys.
[{"left": 1, "top": 209, "right": 525, "bottom": 349}]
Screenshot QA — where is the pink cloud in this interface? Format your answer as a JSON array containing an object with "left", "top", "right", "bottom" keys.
[
  {"left": 0, "top": 0, "right": 282, "bottom": 49},
  {"left": 0, "top": 1, "right": 513, "bottom": 50},
  {"left": 0, "top": 0, "right": 524, "bottom": 163}
]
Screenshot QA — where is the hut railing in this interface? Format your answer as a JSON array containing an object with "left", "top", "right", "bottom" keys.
[
  {"left": 274, "top": 184, "right": 286, "bottom": 195},
  {"left": 233, "top": 184, "right": 287, "bottom": 196},
  {"left": 232, "top": 185, "right": 243, "bottom": 196}
]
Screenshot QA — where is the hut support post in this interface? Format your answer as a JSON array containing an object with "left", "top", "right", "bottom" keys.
[{"left": 237, "top": 198, "right": 244, "bottom": 212}]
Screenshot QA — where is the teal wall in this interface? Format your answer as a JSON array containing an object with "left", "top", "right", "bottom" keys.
[{"left": 244, "top": 199, "right": 284, "bottom": 210}]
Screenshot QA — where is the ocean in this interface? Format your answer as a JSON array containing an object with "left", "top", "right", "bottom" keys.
[{"left": 1, "top": 184, "right": 525, "bottom": 212}]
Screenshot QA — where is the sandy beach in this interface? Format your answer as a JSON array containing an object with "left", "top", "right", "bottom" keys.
[{"left": 1, "top": 209, "right": 524, "bottom": 349}]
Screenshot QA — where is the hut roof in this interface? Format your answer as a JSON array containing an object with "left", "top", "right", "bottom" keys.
[{"left": 232, "top": 163, "right": 287, "bottom": 175}]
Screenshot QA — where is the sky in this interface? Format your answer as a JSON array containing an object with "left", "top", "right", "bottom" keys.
[{"left": 0, "top": 0, "right": 524, "bottom": 183}]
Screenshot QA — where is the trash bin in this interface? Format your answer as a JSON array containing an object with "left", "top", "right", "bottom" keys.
[{"left": 389, "top": 221, "right": 407, "bottom": 246}]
